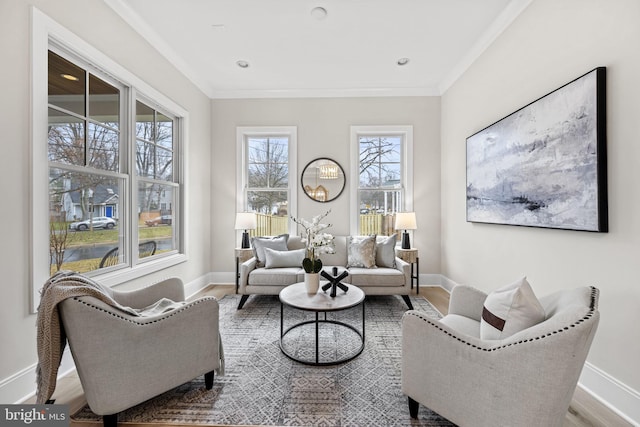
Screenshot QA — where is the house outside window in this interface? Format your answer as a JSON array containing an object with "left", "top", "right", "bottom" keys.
[
  {"left": 237, "top": 127, "right": 297, "bottom": 238},
  {"left": 350, "top": 126, "right": 413, "bottom": 237}
]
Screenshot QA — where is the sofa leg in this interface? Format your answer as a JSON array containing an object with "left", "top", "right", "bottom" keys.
[
  {"left": 408, "top": 397, "right": 419, "bottom": 418},
  {"left": 237, "top": 295, "right": 250, "bottom": 309},
  {"left": 103, "top": 413, "right": 117, "bottom": 427},
  {"left": 205, "top": 370, "right": 215, "bottom": 389},
  {"left": 401, "top": 295, "right": 414, "bottom": 310}
]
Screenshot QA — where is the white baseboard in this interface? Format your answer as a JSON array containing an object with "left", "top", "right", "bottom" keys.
[
  {"left": 1, "top": 347, "right": 76, "bottom": 404},
  {"left": 578, "top": 362, "right": 640, "bottom": 426}
]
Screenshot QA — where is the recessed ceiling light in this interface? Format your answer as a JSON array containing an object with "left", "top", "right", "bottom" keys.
[
  {"left": 236, "top": 60, "right": 250, "bottom": 68},
  {"left": 397, "top": 58, "right": 410, "bottom": 66},
  {"left": 60, "top": 73, "right": 79, "bottom": 81},
  {"left": 211, "top": 24, "right": 226, "bottom": 30},
  {"left": 311, "top": 6, "right": 327, "bottom": 20}
]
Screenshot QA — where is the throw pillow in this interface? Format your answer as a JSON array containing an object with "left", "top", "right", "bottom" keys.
[
  {"left": 480, "top": 277, "right": 546, "bottom": 340},
  {"left": 347, "top": 235, "right": 377, "bottom": 268},
  {"left": 375, "top": 234, "right": 397, "bottom": 268},
  {"left": 251, "top": 234, "right": 289, "bottom": 267},
  {"left": 263, "top": 247, "right": 306, "bottom": 269}
]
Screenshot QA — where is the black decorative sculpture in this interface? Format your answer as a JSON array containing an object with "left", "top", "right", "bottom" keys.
[{"left": 321, "top": 267, "right": 349, "bottom": 297}]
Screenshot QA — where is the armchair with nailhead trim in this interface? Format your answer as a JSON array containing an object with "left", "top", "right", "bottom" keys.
[
  {"left": 59, "top": 277, "right": 222, "bottom": 427},
  {"left": 401, "top": 285, "right": 599, "bottom": 427}
]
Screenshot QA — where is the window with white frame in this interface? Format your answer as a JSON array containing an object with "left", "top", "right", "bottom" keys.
[
  {"left": 45, "top": 46, "right": 181, "bottom": 275},
  {"left": 31, "top": 10, "right": 188, "bottom": 311},
  {"left": 237, "top": 127, "right": 297, "bottom": 238},
  {"left": 350, "top": 126, "right": 413, "bottom": 236}
]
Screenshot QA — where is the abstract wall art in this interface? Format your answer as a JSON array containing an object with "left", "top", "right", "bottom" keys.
[{"left": 466, "top": 67, "right": 607, "bottom": 232}]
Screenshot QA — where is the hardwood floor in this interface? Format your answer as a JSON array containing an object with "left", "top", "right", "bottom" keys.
[{"left": 28, "top": 284, "right": 630, "bottom": 426}]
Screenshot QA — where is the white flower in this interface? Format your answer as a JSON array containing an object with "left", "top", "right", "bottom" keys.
[{"left": 291, "top": 209, "right": 335, "bottom": 260}]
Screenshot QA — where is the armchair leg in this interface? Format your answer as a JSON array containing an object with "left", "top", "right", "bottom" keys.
[
  {"left": 205, "top": 370, "right": 215, "bottom": 390},
  {"left": 408, "top": 397, "right": 419, "bottom": 419},
  {"left": 237, "top": 295, "right": 250, "bottom": 309},
  {"left": 103, "top": 413, "right": 117, "bottom": 427},
  {"left": 401, "top": 295, "right": 414, "bottom": 310}
]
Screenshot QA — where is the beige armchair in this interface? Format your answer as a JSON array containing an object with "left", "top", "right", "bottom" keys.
[
  {"left": 59, "top": 277, "right": 222, "bottom": 427},
  {"left": 401, "top": 285, "right": 599, "bottom": 427}
]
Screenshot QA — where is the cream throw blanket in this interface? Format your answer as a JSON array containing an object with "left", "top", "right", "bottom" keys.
[{"left": 35, "top": 271, "right": 185, "bottom": 404}]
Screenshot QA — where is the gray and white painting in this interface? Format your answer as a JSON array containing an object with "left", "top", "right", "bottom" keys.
[{"left": 466, "top": 69, "right": 604, "bottom": 231}]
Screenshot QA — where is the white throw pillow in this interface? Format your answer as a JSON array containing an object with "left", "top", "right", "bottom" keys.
[
  {"left": 480, "top": 277, "right": 546, "bottom": 340},
  {"left": 375, "top": 234, "right": 397, "bottom": 268},
  {"left": 263, "top": 248, "right": 305, "bottom": 269},
  {"left": 251, "top": 234, "right": 289, "bottom": 267}
]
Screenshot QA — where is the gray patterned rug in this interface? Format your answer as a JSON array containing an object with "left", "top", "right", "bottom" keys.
[{"left": 72, "top": 294, "right": 455, "bottom": 426}]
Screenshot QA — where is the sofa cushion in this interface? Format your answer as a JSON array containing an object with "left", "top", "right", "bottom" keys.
[
  {"left": 263, "top": 247, "right": 305, "bottom": 269},
  {"left": 349, "top": 267, "right": 405, "bottom": 287},
  {"left": 480, "top": 277, "right": 546, "bottom": 340},
  {"left": 347, "top": 235, "right": 377, "bottom": 268},
  {"left": 248, "top": 267, "right": 302, "bottom": 286},
  {"left": 251, "top": 234, "right": 289, "bottom": 267},
  {"left": 440, "top": 314, "right": 481, "bottom": 338},
  {"left": 375, "top": 234, "right": 397, "bottom": 268}
]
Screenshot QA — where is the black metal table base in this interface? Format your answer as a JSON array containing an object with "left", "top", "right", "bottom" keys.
[{"left": 280, "top": 302, "right": 365, "bottom": 366}]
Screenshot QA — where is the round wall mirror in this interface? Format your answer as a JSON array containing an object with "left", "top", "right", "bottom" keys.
[{"left": 301, "top": 158, "right": 346, "bottom": 203}]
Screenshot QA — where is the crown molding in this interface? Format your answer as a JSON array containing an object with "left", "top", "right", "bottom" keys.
[
  {"left": 103, "top": 0, "right": 216, "bottom": 97},
  {"left": 438, "top": 0, "right": 534, "bottom": 95}
]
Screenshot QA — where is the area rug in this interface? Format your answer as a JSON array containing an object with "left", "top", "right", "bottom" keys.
[{"left": 72, "top": 294, "right": 455, "bottom": 426}]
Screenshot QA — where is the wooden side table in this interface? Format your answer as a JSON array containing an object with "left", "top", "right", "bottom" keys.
[
  {"left": 396, "top": 248, "right": 419, "bottom": 294},
  {"left": 235, "top": 248, "right": 254, "bottom": 294}
]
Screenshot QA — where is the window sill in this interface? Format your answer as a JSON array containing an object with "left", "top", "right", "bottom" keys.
[{"left": 91, "top": 253, "right": 188, "bottom": 288}]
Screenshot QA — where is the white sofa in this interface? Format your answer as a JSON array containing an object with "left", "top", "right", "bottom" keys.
[{"left": 237, "top": 235, "right": 414, "bottom": 309}]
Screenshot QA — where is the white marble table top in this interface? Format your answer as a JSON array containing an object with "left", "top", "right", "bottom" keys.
[{"left": 279, "top": 282, "right": 364, "bottom": 312}]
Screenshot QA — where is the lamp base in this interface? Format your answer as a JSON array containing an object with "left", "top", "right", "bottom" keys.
[
  {"left": 241, "top": 231, "right": 250, "bottom": 249},
  {"left": 401, "top": 231, "right": 411, "bottom": 249}
]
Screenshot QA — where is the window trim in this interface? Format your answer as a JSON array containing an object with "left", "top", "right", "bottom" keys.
[
  {"left": 236, "top": 126, "right": 298, "bottom": 238},
  {"left": 349, "top": 125, "right": 414, "bottom": 235},
  {"left": 30, "top": 7, "right": 187, "bottom": 312}
]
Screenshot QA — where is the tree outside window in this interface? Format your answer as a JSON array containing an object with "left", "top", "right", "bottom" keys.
[
  {"left": 358, "top": 136, "right": 403, "bottom": 236},
  {"left": 244, "top": 135, "right": 290, "bottom": 236}
]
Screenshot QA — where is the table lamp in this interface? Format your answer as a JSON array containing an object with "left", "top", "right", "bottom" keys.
[
  {"left": 395, "top": 212, "right": 417, "bottom": 249},
  {"left": 235, "top": 212, "right": 257, "bottom": 249}
]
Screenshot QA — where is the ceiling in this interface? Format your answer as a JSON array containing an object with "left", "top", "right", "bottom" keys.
[{"left": 104, "top": 0, "right": 531, "bottom": 99}]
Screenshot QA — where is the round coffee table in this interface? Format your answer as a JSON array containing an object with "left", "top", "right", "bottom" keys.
[{"left": 279, "top": 282, "right": 365, "bottom": 366}]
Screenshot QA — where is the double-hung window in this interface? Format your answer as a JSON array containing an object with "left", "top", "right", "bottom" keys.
[
  {"left": 237, "top": 127, "right": 297, "bottom": 238},
  {"left": 32, "top": 9, "right": 186, "bottom": 310},
  {"left": 350, "top": 126, "right": 413, "bottom": 236}
]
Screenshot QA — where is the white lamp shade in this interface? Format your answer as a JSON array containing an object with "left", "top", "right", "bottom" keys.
[
  {"left": 235, "top": 212, "right": 257, "bottom": 230},
  {"left": 395, "top": 212, "right": 417, "bottom": 230}
]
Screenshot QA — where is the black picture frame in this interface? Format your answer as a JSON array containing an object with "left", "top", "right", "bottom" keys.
[{"left": 466, "top": 67, "right": 607, "bottom": 232}]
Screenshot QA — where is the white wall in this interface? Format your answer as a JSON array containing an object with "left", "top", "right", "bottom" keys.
[
  {"left": 0, "top": 0, "right": 212, "bottom": 402},
  {"left": 210, "top": 97, "right": 441, "bottom": 278},
  {"left": 441, "top": 0, "right": 640, "bottom": 420}
]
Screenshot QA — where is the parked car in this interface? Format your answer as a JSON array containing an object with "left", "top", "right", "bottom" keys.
[
  {"left": 145, "top": 215, "right": 172, "bottom": 226},
  {"left": 69, "top": 216, "right": 116, "bottom": 231}
]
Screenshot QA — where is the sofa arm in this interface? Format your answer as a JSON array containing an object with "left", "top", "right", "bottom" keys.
[
  {"left": 238, "top": 257, "right": 257, "bottom": 292},
  {"left": 394, "top": 257, "right": 411, "bottom": 285},
  {"left": 111, "top": 277, "right": 186, "bottom": 309},
  {"left": 447, "top": 285, "right": 487, "bottom": 321}
]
